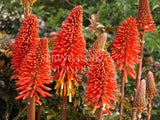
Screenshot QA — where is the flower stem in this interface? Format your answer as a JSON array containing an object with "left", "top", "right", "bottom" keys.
[
  {"left": 62, "top": 79, "right": 67, "bottom": 120},
  {"left": 25, "top": 0, "right": 30, "bottom": 17},
  {"left": 147, "top": 94, "right": 153, "bottom": 120},
  {"left": 119, "top": 70, "right": 125, "bottom": 120},
  {"left": 38, "top": 104, "right": 42, "bottom": 120},
  {"left": 86, "top": 111, "right": 91, "bottom": 120},
  {"left": 98, "top": 104, "right": 103, "bottom": 120},
  {"left": 136, "top": 30, "right": 145, "bottom": 97},
  {"left": 27, "top": 96, "right": 35, "bottom": 120},
  {"left": 25, "top": 1, "right": 35, "bottom": 120},
  {"left": 132, "top": 30, "right": 145, "bottom": 120}
]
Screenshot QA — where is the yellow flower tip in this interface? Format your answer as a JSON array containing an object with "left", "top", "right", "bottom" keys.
[
  {"left": 36, "top": 99, "right": 42, "bottom": 105},
  {"left": 110, "top": 106, "right": 115, "bottom": 110},
  {"left": 84, "top": 104, "right": 87, "bottom": 106},
  {"left": 69, "top": 84, "right": 71, "bottom": 89},
  {"left": 29, "top": 0, "right": 37, "bottom": 5},
  {"left": 92, "top": 111, "right": 94, "bottom": 114},
  {"left": 105, "top": 103, "right": 115, "bottom": 110},
  {"left": 105, "top": 104, "right": 109, "bottom": 109},
  {"left": 54, "top": 81, "right": 60, "bottom": 89},
  {"left": 69, "top": 93, "right": 72, "bottom": 102},
  {"left": 55, "top": 89, "right": 59, "bottom": 95},
  {"left": 61, "top": 83, "right": 64, "bottom": 89},
  {"left": 39, "top": 102, "right": 42, "bottom": 106},
  {"left": 75, "top": 83, "right": 79, "bottom": 87}
]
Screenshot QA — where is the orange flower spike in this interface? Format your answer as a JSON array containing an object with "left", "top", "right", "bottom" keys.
[
  {"left": 15, "top": 38, "right": 52, "bottom": 104},
  {"left": 12, "top": 14, "right": 38, "bottom": 77},
  {"left": 85, "top": 50, "right": 118, "bottom": 114},
  {"left": 136, "top": 0, "right": 156, "bottom": 31},
  {"left": 51, "top": 6, "right": 87, "bottom": 98},
  {"left": 112, "top": 16, "right": 140, "bottom": 82}
]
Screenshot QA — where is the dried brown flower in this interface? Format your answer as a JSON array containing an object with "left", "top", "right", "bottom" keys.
[
  {"left": 134, "top": 79, "right": 146, "bottom": 109},
  {"left": 146, "top": 71, "right": 157, "bottom": 95}
]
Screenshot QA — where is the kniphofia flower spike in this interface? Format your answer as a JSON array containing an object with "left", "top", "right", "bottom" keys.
[
  {"left": 85, "top": 50, "right": 118, "bottom": 115},
  {"left": 15, "top": 38, "right": 52, "bottom": 104},
  {"left": 51, "top": 6, "right": 86, "bottom": 102},
  {"left": 136, "top": 0, "right": 156, "bottom": 32},
  {"left": 112, "top": 16, "right": 140, "bottom": 82},
  {"left": 12, "top": 15, "right": 52, "bottom": 104},
  {"left": 12, "top": 14, "right": 38, "bottom": 78}
]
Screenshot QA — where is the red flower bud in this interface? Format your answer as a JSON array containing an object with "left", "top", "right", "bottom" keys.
[
  {"left": 87, "top": 33, "right": 107, "bottom": 62},
  {"left": 136, "top": 0, "right": 156, "bottom": 31},
  {"left": 12, "top": 15, "right": 39, "bottom": 76}
]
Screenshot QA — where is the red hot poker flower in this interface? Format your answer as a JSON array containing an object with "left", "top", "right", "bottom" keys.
[
  {"left": 136, "top": 0, "right": 156, "bottom": 31},
  {"left": 51, "top": 6, "right": 86, "bottom": 102},
  {"left": 85, "top": 50, "right": 118, "bottom": 115},
  {"left": 15, "top": 38, "right": 52, "bottom": 105},
  {"left": 12, "top": 14, "right": 38, "bottom": 77},
  {"left": 112, "top": 16, "right": 140, "bottom": 82}
]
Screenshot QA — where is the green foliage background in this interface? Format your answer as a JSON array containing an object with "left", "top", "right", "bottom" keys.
[{"left": 0, "top": 0, "right": 160, "bottom": 119}]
